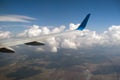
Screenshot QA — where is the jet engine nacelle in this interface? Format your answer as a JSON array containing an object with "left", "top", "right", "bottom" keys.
[
  {"left": 25, "top": 41, "right": 45, "bottom": 46},
  {"left": 0, "top": 47, "right": 15, "bottom": 53}
]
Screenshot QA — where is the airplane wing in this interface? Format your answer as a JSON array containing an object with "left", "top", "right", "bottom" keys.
[{"left": 0, "top": 14, "right": 91, "bottom": 53}]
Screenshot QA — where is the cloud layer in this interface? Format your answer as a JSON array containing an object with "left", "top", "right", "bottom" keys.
[
  {"left": 0, "top": 15, "right": 36, "bottom": 23},
  {"left": 0, "top": 24, "right": 120, "bottom": 52}
]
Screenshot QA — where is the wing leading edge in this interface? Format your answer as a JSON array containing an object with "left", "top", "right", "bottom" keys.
[{"left": 0, "top": 14, "right": 91, "bottom": 53}]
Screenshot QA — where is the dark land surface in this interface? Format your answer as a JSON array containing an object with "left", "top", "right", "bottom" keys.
[{"left": 0, "top": 48, "right": 120, "bottom": 80}]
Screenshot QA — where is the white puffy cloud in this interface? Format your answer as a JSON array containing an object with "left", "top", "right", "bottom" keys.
[
  {"left": 102, "top": 25, "right": 120, "bottom": 45},
  {"left": 0, "top": 15, "right": 36, "bottom": 23},
  {"left": 18, "top": 25, "right": 42, "bottom": 37},
  {"left": 0, "top": 31, "right": 12, "bottom": 39},
  {"left": 52, "top": 25, "right": 65, "bottom": 33},
  {"left": 69, "top": 23, "right": 80, "bottom": 30},
  {"left": 1, "top": 24, "right": 120, "bottom": 53},
  {"left": 61, "top": 39, "right": 77, "bottom": 49},
  {"left": 18, "top": 24, "right": 120, "bottom": 52},
  {"left": 41, "top": 27, "right": 50, "bottom": 34},
  {"left": 46, "top": 37, "right": 58, "bottom": 52}
]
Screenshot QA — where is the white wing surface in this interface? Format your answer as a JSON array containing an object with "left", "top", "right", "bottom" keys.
[{"left": 0, "top": 14, "right": 91, "bottom": 53}]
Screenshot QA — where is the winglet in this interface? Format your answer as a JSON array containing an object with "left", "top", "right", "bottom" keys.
[{"left": 76, "top": 13, "right": 91, "bottom": 30}]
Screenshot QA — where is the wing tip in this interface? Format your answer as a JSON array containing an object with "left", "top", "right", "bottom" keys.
[{"left": 76, "top": 13, "right": 91, "bottom": 30}]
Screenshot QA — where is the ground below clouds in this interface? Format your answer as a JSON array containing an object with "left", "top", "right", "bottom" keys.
[{"left": 0, "top": 49, "right": 120, "bottom": 80}]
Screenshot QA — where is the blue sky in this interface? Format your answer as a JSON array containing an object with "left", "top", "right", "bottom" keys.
[{"left": 0, "top": 0, "right": 120, "bottom": 33}]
